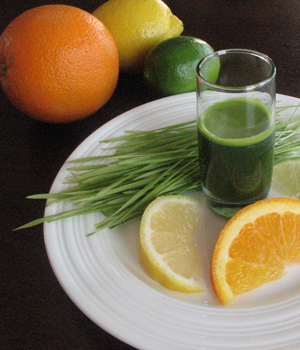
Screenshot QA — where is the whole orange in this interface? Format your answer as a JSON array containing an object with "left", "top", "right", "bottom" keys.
[{"left": 0, "top": 5, "right": 119, "bottom": 123}]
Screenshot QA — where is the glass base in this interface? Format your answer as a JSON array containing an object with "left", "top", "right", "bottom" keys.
[
  {"left": 210, "top": 205, "right": 244, "bottom": 219},
  {"left": 204, "top": 190, "right": 268, "bottom": 219}
]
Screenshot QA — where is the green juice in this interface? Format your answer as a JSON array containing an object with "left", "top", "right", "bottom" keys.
[{"left": 198, "top": 97, "right": 274, "bottom": 216}]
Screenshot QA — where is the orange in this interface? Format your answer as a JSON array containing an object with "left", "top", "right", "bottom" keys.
[
  {"left": 0, "top": 5, "right": 119, "bottom": 123},
  {"left": 212, "top": 197, "right": 300, "bottom": 305}
]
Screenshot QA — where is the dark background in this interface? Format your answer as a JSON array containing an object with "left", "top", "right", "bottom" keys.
[{"left": 1, "top": 0, "right": 300, "bottom": 349}]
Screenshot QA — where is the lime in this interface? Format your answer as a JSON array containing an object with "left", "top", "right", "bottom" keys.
[
  {"left": 143, "top": 36, "right": 219, "bottom": 96},
  {"left": 271, "top": 158, "right": 300, "bottom": 198},
  {"left": 232, "top": 161, "right": 263, "bottom": 194},
  {"left": 93, "top": 0, "right": 183, "bottom": 72}
]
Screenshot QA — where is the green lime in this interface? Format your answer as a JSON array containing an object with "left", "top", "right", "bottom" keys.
[
  {"left": 143, "top": 36, "right": 219, "bottom": 96},
  {"left": 231, "top": 161, "right": 263, "bottom": 195},
  {"left": 271, "top": 158, "right": 300, "bottom": 199}
]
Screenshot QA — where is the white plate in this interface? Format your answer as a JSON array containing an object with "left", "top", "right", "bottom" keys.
[{"left": 44, "top": 93, "right": 300, "bottom": 350}]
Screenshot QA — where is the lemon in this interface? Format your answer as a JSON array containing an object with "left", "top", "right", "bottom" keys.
[
  {"left": 144, "top": 36, "right": 218, "bottom": 96},
  {"left": 93, "top": 0, "right": 183, "bottom": 72},
  {"left": 271, "top": 158, "right": 300, "bottom": 198},
  {"left": 139, "top": 195, "right": 204, "bottom": 293}
]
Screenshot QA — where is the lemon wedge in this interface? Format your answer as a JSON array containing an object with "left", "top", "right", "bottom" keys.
[{"left": 139, "top": 195, "right": 204, "bottom": 293}]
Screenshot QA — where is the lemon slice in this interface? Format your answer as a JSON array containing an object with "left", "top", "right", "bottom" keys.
[
  {"left": 139, "top": 195, "right": 204, "bottom": 293},
  {"left": 271, "top": 159, "right": 300, "bottom": 199}
]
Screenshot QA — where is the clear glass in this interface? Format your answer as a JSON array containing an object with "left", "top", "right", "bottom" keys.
[{"left": 196, "top": 49, "right": 276, "bottom": 218}]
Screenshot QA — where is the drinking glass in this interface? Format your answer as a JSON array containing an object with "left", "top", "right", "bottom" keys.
[{"left": 196, "top": 49, "right": 276, "bottom": 218}]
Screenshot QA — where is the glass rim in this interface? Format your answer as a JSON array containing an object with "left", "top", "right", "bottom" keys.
[{"left": 196, "top": 48, "right": 276, "bottom": 92}]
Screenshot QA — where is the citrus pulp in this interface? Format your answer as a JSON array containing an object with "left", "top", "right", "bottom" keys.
[
  {"left": 139, "top": 195, "right": 204, "bottom": 293},
  {"left": 271, "top": 158, "right": 300, "bottom": 199},
  {"left": 212, "top": 197, "right": 300, "bottom": 305}
]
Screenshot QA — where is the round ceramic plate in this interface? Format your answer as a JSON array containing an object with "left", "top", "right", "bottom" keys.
[{"left": 44, "top": 93, "right": 300, "bottom": 350}]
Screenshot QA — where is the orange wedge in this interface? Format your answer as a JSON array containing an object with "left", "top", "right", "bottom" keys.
[{"left": 212, "top": 197, "right": 300, "bottom": 305}]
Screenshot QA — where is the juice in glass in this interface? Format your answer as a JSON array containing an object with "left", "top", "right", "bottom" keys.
[
  {"left": 198, "top": 97, "right": 274, "bottom": 216},
  {"left": 197, "top": 49, "right": 276, "bottom": 217}
]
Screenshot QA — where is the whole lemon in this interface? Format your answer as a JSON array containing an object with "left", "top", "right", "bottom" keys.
[
  {"left": 93, "top": 0, "right": 183, "bottom": 72},
  {"left": 144, "top": 36, "right": 219, "bottom": 96}
]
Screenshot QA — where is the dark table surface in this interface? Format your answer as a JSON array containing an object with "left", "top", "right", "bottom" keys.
[{"left": 1, "top": 0, "right": 300, "bottom": 349}]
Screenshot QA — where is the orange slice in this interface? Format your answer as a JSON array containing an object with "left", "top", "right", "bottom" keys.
[{"left": 212, "top": 197, "right": 300, "bottom": 305}]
